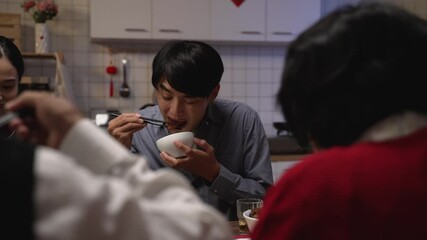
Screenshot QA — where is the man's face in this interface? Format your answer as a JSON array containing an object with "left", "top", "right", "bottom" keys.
[{"left": 156, "top": 78, "right": 217, "bottom": 134}]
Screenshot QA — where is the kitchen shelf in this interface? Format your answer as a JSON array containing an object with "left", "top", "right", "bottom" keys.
[
  {"left": 21, "top": 51, "right": 75, "bottom": 104},
  {"left": 22, "top": 52, "right": 65, "bottom": 64}
]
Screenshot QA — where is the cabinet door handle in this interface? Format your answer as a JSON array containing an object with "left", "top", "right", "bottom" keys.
[
  {"left": 240, "top": 31, "right": 262, "bottom": 35},
  {"left": 124, "top": 28, "right": 147, "bottom": 32},
  {"left": 272, "top": 32, "right": 293, "bottom": 36},
  {"left": 159, "top": 29, "right": 182, "bottom": 33}
]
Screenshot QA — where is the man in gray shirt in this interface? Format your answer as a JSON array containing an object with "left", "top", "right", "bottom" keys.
[{"left": 108, "top": 40, "right": 273, "bottom": 220}]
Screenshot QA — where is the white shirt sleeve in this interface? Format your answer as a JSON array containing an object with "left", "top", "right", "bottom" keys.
[{"left": 34, "top": 119, "right": 232, "bottom": 240}]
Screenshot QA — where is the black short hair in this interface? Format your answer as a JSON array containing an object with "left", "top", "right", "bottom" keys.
[
  {"left": 278, "top": 3, "right": 427, "bottom": 148},
  {"left": 0, "top": 35, "right": 24, "bottom": 81},
  {"left": 151, "top": 40, "right": 224, "bottom": 97}
]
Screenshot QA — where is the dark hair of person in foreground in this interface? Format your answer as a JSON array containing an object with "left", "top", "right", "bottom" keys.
[{"left": 279, "top": 2, "right": 427, "bottom": 149}]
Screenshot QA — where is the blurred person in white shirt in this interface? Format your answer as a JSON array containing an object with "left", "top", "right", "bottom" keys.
[{"left": 2, "top": 90, "right": 232, "bottom": 240}]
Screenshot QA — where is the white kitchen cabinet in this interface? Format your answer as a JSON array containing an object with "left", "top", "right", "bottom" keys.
[
  {"left": 90, "top": 0, "right": 151, "bottom": 40},
  {"left": 267, "top": 0, "right": 321, "bottom": 42},
  {"left": 152, "top": 0, "right": 210, "bottom": 40},
  {"left": 90, "top": 0, "right": 320, "bottom": 43},
  {"left": 211, "top": 0, "right": 266, "bottom": 41}
]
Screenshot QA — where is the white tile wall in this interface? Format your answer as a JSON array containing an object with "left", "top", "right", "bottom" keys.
[
  {"left": 3, "top": 0, "right": 425, "bottom": 160},
  {"left": 0, "top": 0, "right": 382, "bottom": 139}
]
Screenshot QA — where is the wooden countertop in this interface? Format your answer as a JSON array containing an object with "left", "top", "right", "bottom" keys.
[{"left": 22, "top": 52, "right": 65, "bottom": 64}]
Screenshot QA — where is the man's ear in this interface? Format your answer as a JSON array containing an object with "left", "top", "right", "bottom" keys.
[{"left": 208, "top": 84, "right": 220, "bottom": 102}]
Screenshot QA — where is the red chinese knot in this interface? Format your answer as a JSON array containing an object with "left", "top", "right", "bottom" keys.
[{"left": 106, "top": 65, "right": 117, "bottom": 75}]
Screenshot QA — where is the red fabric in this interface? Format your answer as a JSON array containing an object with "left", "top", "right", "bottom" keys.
[{"left": 252, "top": 128, "right": 427, "bottom": 240}]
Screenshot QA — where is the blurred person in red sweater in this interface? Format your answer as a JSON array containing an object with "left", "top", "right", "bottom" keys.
[{"left": 252, "top": 2, "right": 427, "bottom": 239}]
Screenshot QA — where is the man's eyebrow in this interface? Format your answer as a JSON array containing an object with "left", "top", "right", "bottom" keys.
[
  {"left": 159, "top": 82, "right": 197, "bottom": 98},
  {"left": 159, "top": 83, "right": 172, "bottom": 93}
]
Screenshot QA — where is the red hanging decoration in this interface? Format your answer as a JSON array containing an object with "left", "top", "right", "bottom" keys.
[
  {"left": 106, "top": 65, "right": 117, "bottom": 74},
  {"left": 106, "top": 63, "right": 117, "bottom": 97},
  {"left": 231, "top": 0, "right": 245, "bottom": 7}
]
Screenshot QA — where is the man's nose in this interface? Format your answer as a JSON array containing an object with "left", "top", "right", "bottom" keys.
[{"left": 169, "top": 98, "right": 183, "bottom": 116}]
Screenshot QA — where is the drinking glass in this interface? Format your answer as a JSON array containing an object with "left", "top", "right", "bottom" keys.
[{"left": 236, "top": 198, "right": 263, "bottom": 233}]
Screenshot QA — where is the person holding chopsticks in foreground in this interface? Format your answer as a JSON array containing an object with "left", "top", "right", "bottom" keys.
[{"left": 3, "top": 90, "right": 232, "bottom": 240}]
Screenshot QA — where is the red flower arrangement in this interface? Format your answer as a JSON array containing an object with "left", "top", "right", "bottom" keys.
[{"left": 21, "top": 0, "right": 58, "bottom": 23}]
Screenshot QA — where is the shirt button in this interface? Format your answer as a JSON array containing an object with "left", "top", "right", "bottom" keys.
[{"left": 213, "top": 189, "right": 218, "bottom": 193}]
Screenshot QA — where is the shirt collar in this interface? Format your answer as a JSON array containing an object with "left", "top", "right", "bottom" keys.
[
  {"left": 204, "top": 101, "right": 223, "bottom": 124},
  {"left": 358, "top": 111, "right": 427, "bottom": 143},
  {"left": 193, "top": 101, "right": 223, "bottom": 135}
]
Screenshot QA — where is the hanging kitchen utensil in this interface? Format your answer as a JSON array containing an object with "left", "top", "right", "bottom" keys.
[{"left": 119, "top": 58, "right": 130, "bottom": 98}]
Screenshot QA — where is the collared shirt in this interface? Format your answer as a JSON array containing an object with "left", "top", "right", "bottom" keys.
[{"left": 132, "top": 98, "right": 274, "bottom": 220}]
